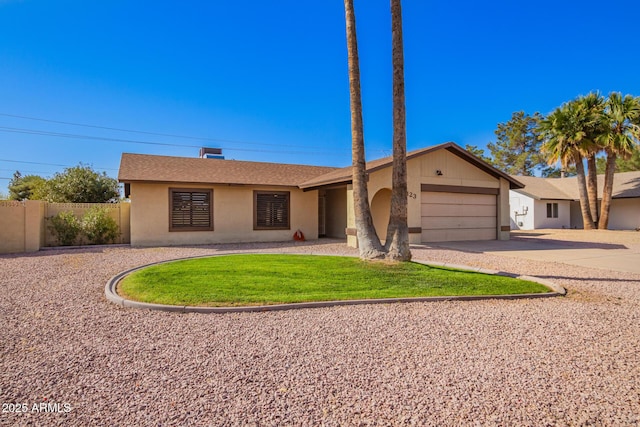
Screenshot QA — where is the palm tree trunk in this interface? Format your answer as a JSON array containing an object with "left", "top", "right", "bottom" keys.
[
  {"left": 586, "top": 153, "right": 599, "bottom": 227},
  {"left": 598, "top": 150, "right": 617, "bottom": 229},
  {"left": 344, "top": 0, "right": 384, "bottom": 259},
  {"left": 574, "top": 156, "right": 596, "bottom": 230},
  {"left": 384, "top": 0, "right": 411, "bottom": 262}
]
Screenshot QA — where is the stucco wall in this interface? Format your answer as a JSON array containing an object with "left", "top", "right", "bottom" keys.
[
  {"left": 366, "top": 157, "right": 422, "bottom": 245},
  {"left": 371, "top": 188, "right": 391, "bottom": 242},
  {"left": 533, "top": 199, "right": 570, "bottom": 229},
  {"left": 325, "top": 188, "right": 347, "bottom": 238},
  {"left": 608, "top": 198, "right": 640, "bottom": 230},
  {"left": 346, "top": 185, "right": 357, "bottom": 247},
  {"left": 419, "top": 150, "right": 499, "bottom": 189},
  {"left": 570, "top": 201, "right": 583, "bottom": 229},
  {"left": 568, "top": 199, "right": 638, "bottom": 230},
  {"left": 509, "top": 191, "right": 535, "bottom": 230},
  {"left": 509, "top": 193, "right": 571, "bottom": 230},
  {"left": 129, "top": 183, "right": 319, "bottom": 246},
  {"left": 497, "top": 178, "right": 510, "bottom": 240}
]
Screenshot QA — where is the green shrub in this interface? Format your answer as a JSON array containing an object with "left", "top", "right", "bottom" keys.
[
  {"left": 47, "top": 211, "right": 82, "bottom": 246},
  {"left": 82, "top": 207, "right": 119, "bottom": 245}
]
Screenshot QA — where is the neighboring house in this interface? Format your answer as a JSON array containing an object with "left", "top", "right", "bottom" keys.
[
  {"left": 509, "top": 172, "right": 640, "bottom": 230},
  {"left": 118, "top": 142, "right": 524, "bottom": 247}
]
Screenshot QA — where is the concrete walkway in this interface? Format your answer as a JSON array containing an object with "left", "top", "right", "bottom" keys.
[{"left": 431, "top": 235, "right": 640, "bottom": 274}]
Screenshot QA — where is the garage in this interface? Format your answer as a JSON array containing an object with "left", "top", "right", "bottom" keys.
[
  {"left": 421, "top": 189, "right": 497, "bottom": 242},
  {"left": 299, "top": 142, "right": 524, "bottom": 246}
]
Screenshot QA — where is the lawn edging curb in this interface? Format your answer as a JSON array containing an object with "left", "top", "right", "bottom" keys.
[{"left": 105, "top": 253, "right": 566, "bottom": 314}]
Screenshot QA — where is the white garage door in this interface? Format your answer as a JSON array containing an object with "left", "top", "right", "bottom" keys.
[{"left": 421, "top": 192, "right": 497, "bottom": 242}]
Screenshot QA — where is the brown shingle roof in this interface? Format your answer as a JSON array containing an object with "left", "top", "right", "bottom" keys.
[
  {"left": 610, "top": 171, "right": 640, "bottom": 198},
  {"left": 510, "top": 175, "right": 575, "bottom": 200},
  {"left": 118, "top": 142, "right": 529, "bottom": 190},
  {"left": 512, "top": 171, "right": 640, "bottom": 200},
  {"left": 300, "top": 142, "right": 525, "bottom": 190},
  {"left": 118, "top": 153, "right": 339, "bottom": 187}
]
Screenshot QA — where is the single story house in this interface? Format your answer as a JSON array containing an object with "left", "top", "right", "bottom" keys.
[
  {"left": 509, "top": 171, "right": 640, "bottom": 230},
  {"left": 118, "top": 142, "right": 524, "bottom": 247}
]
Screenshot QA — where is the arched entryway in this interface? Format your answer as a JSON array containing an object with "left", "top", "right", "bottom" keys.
[{"left": 371, "top": 188, "right": 391, "bottom": 243}]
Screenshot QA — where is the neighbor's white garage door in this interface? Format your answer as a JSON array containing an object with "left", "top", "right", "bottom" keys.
[{"left": 421, "top": 192, "right": 497, "bottom": 242}]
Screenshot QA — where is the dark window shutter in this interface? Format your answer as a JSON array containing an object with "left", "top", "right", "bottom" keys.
[
  {"left": 255, "top": 191, "right": 290, "bottom": 229},
  {"left": 170, "top": 189, "right": 212, "bottom": 231}
]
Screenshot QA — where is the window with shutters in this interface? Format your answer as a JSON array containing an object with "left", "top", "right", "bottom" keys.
[
  {"left": 169, "top": 189, "right": 213, "bottom": 231},
  {"left": 254, "top": 191, "right": 290, "bottom": 230}
]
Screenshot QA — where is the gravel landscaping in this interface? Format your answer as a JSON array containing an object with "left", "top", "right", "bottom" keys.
[{"left": 1, "top": 237, "right": 639, "bottom": 426}]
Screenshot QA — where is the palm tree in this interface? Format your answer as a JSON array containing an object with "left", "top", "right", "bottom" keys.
[
  {"left": 384, "top": 0, "right": 411, "bottom": 262},
  {"left": 585, "top": 151, "right": 599, "bottom": 225},
  {"left": 597, "top": 93, "right": 640, "bottom": 229},
  {"left": 344, "top": 0, "right": 385, "bottom": 259},
  {"left": 539, "top": 100, "right": 597, "bottom": 229},
  {"left": 577, "top": 92, "right": 606, "bottom": 226}
]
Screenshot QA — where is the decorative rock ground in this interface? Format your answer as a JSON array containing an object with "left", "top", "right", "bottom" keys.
[{"left": 1, "top": 239, "right": 639, "bottom": 426}]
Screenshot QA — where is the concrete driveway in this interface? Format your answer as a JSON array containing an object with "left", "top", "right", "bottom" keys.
[{"left": 431, "top": 230, "right": 640, "bottom": 274}]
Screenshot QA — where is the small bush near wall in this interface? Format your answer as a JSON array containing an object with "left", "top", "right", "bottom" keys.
[
  {"left": 47, "top": 211, "right": 83, "bottom": 246},
  {"left": 82, "top": 206, "right": 119, "bottom": 244},
  {"left": 47, "top": 207, "right": 120, "bottom": 246}
]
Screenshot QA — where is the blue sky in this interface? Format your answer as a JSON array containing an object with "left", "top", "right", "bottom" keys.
[{"left": 2, "top": 0, "right": 640, "bottom": 194}]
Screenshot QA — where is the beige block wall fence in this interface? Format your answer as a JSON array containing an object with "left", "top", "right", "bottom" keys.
[{"left": 0, "top": 201, "right": 130, "bottom": 254}]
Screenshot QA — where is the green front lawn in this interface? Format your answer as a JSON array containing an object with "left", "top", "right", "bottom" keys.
[{"left": 118, "top": 254, "right": 550, "bottom": 307}]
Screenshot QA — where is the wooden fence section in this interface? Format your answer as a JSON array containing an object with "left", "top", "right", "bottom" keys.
[
  {"left": 0, "top": 201, "right": 130, "bottom": 254},
  {"left": 44, "top": 203, "right": 131, "bottom": 246}
]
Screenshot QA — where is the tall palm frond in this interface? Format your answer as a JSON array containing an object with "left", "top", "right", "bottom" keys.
[{"left": 600, "top": 92, "right": 640, "bottom": 156}]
